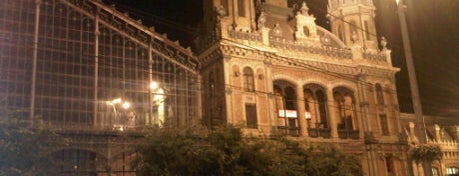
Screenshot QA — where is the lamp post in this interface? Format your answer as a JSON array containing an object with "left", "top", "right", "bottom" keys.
[
  {"left": 107, "top": 98, "right": 131, "bottom": 131},
  {"left": 395, "top": 0, "right": 431, "bottom": 175}
]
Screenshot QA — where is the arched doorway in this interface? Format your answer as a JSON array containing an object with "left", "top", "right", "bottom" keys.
[{"left": 52, "top": 149, "right": 106, "bottom": 176}]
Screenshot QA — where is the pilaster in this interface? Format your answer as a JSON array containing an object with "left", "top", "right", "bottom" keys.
[
  {"left": 296, "top": 85, "right": 308, "bottom": 137},
  {"left": 327, "top": 87, "right": 338, "bottom": 138}
]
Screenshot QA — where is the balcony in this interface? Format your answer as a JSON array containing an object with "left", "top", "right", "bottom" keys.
[
  {"left": 338, "top": 129, "right": 360, "bottom": 139},
  {"left": 308, "top": 128, "right": 331, "bottom": 138},
  {"left": 276, "top": 126, "right": 300, "bottom": 137}
]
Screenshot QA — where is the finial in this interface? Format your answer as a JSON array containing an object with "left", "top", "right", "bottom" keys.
[{"left": 300, "top": 1, "right": 309, "bottom": 15}]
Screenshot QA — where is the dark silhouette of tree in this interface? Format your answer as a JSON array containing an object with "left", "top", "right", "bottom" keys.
[
  {"left": 0, "top": 108, "right": 67, "bottom": 176},
  {"left": 131, "top": 125, "right": 362, "bottom": 176}
]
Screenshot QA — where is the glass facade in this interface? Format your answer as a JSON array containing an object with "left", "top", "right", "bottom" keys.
[{"left": 0, "top": 0, "right": 199, "bottom": 130}]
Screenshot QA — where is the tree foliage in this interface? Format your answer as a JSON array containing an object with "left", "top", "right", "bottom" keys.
[
  {"left": 0, "top": 109, "right": 67, "bottom": 176},
  {"left": 409, "top": 143, "right": 442, "bottom": 164},
  {"left": 131, "top": 125, "right": 362, "bottom": 176}
]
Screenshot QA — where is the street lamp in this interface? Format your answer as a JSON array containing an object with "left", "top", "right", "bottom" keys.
[
  {"left": 395, "top": 0, "right": 431, "bottom": 175},
  {"left": 106, "top": 98, "right": 131, "bottom": 131}
]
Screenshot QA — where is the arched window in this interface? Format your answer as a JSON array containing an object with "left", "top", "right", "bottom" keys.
[
  {"left": 273, "top": 83, "right": 299, "bottom": 135},
  {"left": 334, "top": 89, "right": 356, "bottom": 131},
  {"left": 304, "top": 85, "right": 329, "bottom": 130},
  {"left": 243, "top": 67, "right": 254, "bottom": 91},
  {"left": 343, "top": 95, "right": 354, "bottom": 129}
]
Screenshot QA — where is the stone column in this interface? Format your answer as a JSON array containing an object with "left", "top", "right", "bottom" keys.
[
  {"left": 327, "top": 88, "right": 338, "bottom": 138},
  {"left": 296, "top": 85, "right": 308, "bottom": 137}
]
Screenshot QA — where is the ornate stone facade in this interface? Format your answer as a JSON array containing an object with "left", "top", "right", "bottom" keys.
[
  {"left": 4, "top": 0, "right": 456, "bottom": 175},
  {"left": 197, "top": 0, "right": 409, "bottom": 175}
]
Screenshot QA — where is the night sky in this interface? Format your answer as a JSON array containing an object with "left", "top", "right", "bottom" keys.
[{"left": 106, "top": 0, "right": 459, "bottom": 118}]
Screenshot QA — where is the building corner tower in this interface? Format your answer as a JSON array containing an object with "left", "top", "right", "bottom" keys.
[{"left": 328, "top": 0, "right": 378, "bottom": 50}]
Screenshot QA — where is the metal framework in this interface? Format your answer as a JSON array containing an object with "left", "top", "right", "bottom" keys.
[{"left": 0, "top": 0, "right": 200, "bottom": 130}]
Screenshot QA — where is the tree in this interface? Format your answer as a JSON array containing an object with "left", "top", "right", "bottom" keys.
[
  {"left": 131, "top": 125, "right": 362, "bottom": 176},
  {"left": 0, "top": 108, "right": 67, "bottom": 176},
  {"left": 409, "top": 143, "right": 442, "bottom": 164}
]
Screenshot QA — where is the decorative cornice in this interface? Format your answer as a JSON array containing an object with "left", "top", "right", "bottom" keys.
[
  {"left": 198, "top": 47, "right": 223, "bottom": 69},
  {"left": 272, "top": 56, "right": 359, "bottom": 76},
  {"left": 207, "top": 36, "right": 398, "bottom": 79},
  {"left": 357, "top": 65, "right": 400, "bottom": 77}
]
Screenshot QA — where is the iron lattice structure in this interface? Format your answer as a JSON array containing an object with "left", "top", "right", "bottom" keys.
[{"left": 0, "top": 0, "right": 201, "bottom": 131}]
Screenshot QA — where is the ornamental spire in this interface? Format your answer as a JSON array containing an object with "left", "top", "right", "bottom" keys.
[{"left": 300, "top": 1, "right": 309, "bottom": 15}]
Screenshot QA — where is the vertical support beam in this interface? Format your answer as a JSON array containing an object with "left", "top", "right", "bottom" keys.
[
  {"left": 148, "top": 39, "right": 153, "bottom": 126},
  {"left": 30, "top": 0, "right": 41, "bottom": 120},
  {"left": 327, "top": 87, "right": 338, "bottom": 138},
  {"left": 93, "top": 7, "right": 100, "bottom": 127},
  {"left": 264, "top": 59, "right": 274, "bottom": 134},
  {"left": 223, "top": 55, "right": 233, "bottom": 124},
  {"left": 296, "top": 85, "right": 307, "bottom": 137},
  {"left": 196, "top": 75, "right": 203, "bottom": 126}
]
